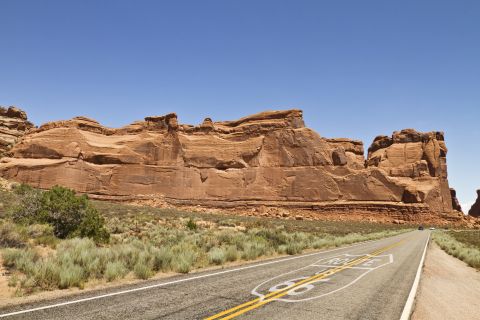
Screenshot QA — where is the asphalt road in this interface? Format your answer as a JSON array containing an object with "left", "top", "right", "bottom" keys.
[{"left": 0, "top": 230, "right": 429, "bottom": 320}]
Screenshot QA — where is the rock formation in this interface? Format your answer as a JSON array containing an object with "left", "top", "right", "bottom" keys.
[
  {"left": 0, "top": 108, "right": 463, "bottom": 222},
  {"left": 0, "top": 106, "right": 34, "bottom": 156},
  {"left": 450, "top": 188, "right": 462, "bottom": 212},
  {"left": 468, "top": 190, "right": 480, "bottom": 217}
]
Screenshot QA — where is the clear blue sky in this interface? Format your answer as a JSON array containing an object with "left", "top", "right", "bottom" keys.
[{"left": 1, "top": 0, "right": 479, "bottom": 210}]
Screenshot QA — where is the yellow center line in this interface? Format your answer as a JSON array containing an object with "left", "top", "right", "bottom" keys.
[
  {"left": 205, "top": 245, "right": 394, "bottom": 320},
  {"left": 205, "top": 238, "right": 407, "bottom": 320}
]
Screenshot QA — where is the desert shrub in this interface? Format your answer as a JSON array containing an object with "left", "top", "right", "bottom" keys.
[
  {"left": 0, "top": 222, "right": 27, "bottom": 248},
  {"left": 113, "top": 243, "right": 142, "bottom": 269},
  {"left": 255, "top": 229, "right": 289, "bottom": 247},
  {"left": 208, "top": 247, "right": 226, "bottom": 265},
  {"left": 105, "top": 261, "right": 128, "bottom": 282},
  {"left": 12, "top": 185, "right": 109, "bottom": 243},
  {"left": 39, "top": 186, "right": 91, "bottom": 238},
  {"left": 34, "top": 235, "right": 59, "bottom": 248},
  {"left": 26, "top": 224, "right": 53, "bottom": 238},
  {"left": 242, "top": 241, "right": 269, "bottom": 260},
  {"left": 172, "top": 245, "right": 197, "bottom": 273},
  {"left": 286, "top": 241, "right": 303, "bottom": 255},
  {"left": 7, "top": 274, "right": 18, "bottom": 287},
  {"left": 32, "top": 259, "right": 62, "bottom": 290},
  {"left": 186, "top": 218, "right": 197, "bottom": 231},
  {"left": 12, "top": 183, "right": 36, "bottom": 196},
  {"left": 134, "top": 262, "right": 154, "bottom": 280},
  {"left": 72, "top": 205, "right": 110, "bottom": 243},
  {"left": 225, "top": 245, "right": 239, "bottom": 262},
  {"left": 11, "top": 185, "right": 43, "bottom": 224},
  {"left": 106, "top": 217, "right": 125, "bottom": 234},
  {"left": 2, "top": 248, "right": 23, "bottom": 267},
  {"left": 2, "top": 248, "right": 39, "bottom": 271},
  {"left": 1, "top": 210, "right": 411, "bottom": 294},
  {"left": 59, "top": 263, "right": 84, "bottom": 289},
  {"left": 152, "top": 246, "right": 173, "bottom": 271}
]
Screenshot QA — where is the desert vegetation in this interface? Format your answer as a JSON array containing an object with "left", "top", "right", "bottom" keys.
[
  {"left": 0, "top": 184, "right": 411, "bottom": 296},
  {"left": 433, "top": 230, "right": 480, "bottom": 269}
]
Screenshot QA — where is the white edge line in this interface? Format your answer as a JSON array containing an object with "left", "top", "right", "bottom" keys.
[
  {"left": 399, "top": 232, "right": 430, "bottom": 320},
  {"left": 0, "top": 232, "right": 409, "bottom": 318},
  {"left": 0, "top": 238, "right": 371, "bottom": 317}
]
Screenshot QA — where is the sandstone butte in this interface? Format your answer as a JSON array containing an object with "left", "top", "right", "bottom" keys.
[
  {"left": 468, "top": 190, "right": 480, "bottom": 218},
  {"left": 0, "top": 106, "right": 475, "bottom": 225}
]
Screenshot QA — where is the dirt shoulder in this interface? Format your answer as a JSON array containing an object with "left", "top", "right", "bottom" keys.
[{"left": 412, "top": 241, "right": 480, "bottom": 320}]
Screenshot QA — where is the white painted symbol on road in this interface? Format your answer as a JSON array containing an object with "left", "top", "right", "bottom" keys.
[{"left": 252, "top": 253, "right": 393, "bottom": 303}]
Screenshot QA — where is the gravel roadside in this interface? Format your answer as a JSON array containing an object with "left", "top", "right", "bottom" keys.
[{"left": 412, "top": 241, "right": 480, "bottom": 320}]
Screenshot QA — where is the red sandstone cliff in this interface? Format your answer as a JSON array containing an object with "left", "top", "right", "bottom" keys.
[
  {"left": 0, "top": 108, "right": 464, "bottom": 221},
  {"left": 0, "top": 106, "right": 34, "bottom": 156},
  {"left": 468, "top": 190, "right": 480, "bottom": 217}
]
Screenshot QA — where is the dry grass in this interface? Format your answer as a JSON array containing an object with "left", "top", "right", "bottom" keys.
[
  {"left": 0, "top": 189, "right": 412, "bottom": 295},
  {"left": 2, "top": 226, "right": 409, "bottom": 294},
  {"left": 447, "top": 230, "right": 480, "bottom": 248},
  {"left": 433, "top": 231, "right": 480, "bottom": 270}
]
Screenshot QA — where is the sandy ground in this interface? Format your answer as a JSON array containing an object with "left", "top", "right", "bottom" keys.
[
  {"left": 0, "top": 256, "right": 11, "bottom": 299},
  {"left": 412, "top": 241, "right": 480, "bottom": 320}
]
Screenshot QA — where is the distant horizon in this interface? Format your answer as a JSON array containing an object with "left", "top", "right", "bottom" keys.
[{"left": 1, "top": 0, "right": 479, "bottom": 211}]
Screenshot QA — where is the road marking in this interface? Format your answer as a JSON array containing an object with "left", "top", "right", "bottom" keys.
[
  {"left": 0, "top": 235, "right": 405, "bottom": 318},
  {"left": 210, "top": 243, "right": 403, "bottom": 320},
  {"left": 204, "top": 251, "right": 388, "bottom": 320},
  {"left": 399, "top": 232, "right": 430, "bottom": 320},
  {"left": 256, "top": 253, "right": 393, "bottom": 303},
  {"left": 205, "top": 239, "right": 407, "bottom": 320},
  {"left": 310, "top": 264, "right": 374, "bottom": 270}
]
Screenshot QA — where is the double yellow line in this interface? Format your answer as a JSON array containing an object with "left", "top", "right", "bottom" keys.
[{"left": 205, "top": 239, "right": 406, "bottom": 320}]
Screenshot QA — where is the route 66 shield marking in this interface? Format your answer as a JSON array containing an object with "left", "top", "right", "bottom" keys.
[{"left": 251, "top": 253, "right": 393, "bottom": 303}]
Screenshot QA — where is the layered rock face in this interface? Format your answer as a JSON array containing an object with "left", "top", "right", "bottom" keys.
[
  {"left": 0, "top": 109, "right": 459, "bottom": 218},
  {"left": 468, "top": 190, "right": 480, "bottom": 217},
  {"left": 0, "top": 106, "right": 34, "bottom": 156}
]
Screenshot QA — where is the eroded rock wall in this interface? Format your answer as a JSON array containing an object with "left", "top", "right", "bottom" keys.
[
  {"left": 366, "top": 128, "right": 454, "bottom": 213},
  {"left": 468, "top": 190, "right": 480, "bottom": 217},
  {"left": 0, "top": 108, "right": 459, "bottom": 217},
  {"left": 0, "top": 106, "right": 35, "bottom": 156}
]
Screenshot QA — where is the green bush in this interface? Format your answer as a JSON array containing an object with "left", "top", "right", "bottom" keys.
[
  {"left": 73, "top": 205, "right": 110, "bottom": 243},
  {"left": 11, "top": 185, "right": 43, "bottom": 224},
  {"left": 12, "top": 185, "right": 109, "bottom": 243},
  {"left": 39, "top": 186, "right": 90, "bottom": 238},
  {"left": 186, "top": 218, "right": 197, "bottom": 231}
]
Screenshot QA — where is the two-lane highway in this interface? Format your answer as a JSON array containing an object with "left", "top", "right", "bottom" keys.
[{"left": 0, "top": 230, "right": 429, "bottom": 320}]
